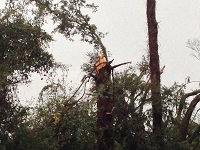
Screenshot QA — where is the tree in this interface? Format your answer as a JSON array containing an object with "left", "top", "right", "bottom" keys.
[
  {"left": 146, "top": 0, "right": 163, "bottom": 148},
  {"left": 91, "top": 55, "right": 114, "bottom": 150},
  {"left": 13, "top": 64, "right": 96, "bottom": 150},
  {"left": 2, "top": 1, "right": 200, "bottom": 149},
  {"left": 5, "top": 1, "right": 113, "bottom": 149},
  {"left": 2, "top": 59, "right": 198, "bottom": 150},
  {"left": 0, "top": 3, "right": 54, "bottom": 147},
  {"left": 112, "top": 64, "right": 151, "bottom": 150},
  {"left": 29, "top": 0, "right": 115, "bottom": 149}
]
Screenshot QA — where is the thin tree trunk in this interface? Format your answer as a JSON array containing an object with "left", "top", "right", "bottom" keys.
[{"left": 146, "top": 0, "right": 163, "bottom": 147}]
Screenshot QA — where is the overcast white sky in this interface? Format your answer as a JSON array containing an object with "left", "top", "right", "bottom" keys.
[{"left": 1, "top": 0, "right": 200, "bottom": 102}]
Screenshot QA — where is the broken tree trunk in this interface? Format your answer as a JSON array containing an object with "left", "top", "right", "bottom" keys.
[
  {"left": 94, "top": 60, "right": 114, "bottom": 150},
  {"left": 92, "top": 54, "right": 131, "bottom": 150}
]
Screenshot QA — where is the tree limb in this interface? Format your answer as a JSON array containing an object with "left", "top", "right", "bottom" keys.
[
  {"left": 177, "top": 89, "right": 200, "bottom": 119},
  {"left": 179, "top": 94, "right": 200, "bottom": 141}
]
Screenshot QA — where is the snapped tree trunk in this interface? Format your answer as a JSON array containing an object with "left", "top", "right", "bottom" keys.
[
  {"left": 94, "top": 61, "right": 114, "bottom": 150},
  {"left": 146, "top": 0, "right": 163, "bottom": 147}
]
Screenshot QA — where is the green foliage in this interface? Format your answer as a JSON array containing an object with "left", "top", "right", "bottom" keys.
[
  {"left": 112, "top": 66, "right": 151, "bottom": 150},
  {"left": 0, "top": 2, "right": 54, "bottom": 149},
  {"left": 29, "top": 0, "right": 108, "bottom": 59},
  {"left": 12, "top": 63, "right": 96, "bottom": 150},
  {"left": 0, "top": 101, "right": 31, "bottom": 149},
  {"left": 81, "top": 49, "right": 100, "bottom": 74},
  {"left": 0, "top": 63, "right": 199, "bottom": 150},
  {"left": 16, "top": 0, "right": 105, "bottom": 48},
  {"left": 0, "top": 18, "right": 53, "bottom": 84},
  {"left": 34, "top": 91, "right": 96, "bottom": 149}
]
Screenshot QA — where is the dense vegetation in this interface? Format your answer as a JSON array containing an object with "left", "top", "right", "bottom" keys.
[{"left": 0, "top": 0, "right": 199, "bottom": 150}]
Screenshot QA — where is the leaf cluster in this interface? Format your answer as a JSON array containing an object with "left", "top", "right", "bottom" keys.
[{"left": 0, "top": 18, "right": 54, "bottom": 84}]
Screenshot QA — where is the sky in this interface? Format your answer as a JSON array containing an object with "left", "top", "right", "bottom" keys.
[{"left": 1, "top": 0, "right": 200, "bottom": 103}]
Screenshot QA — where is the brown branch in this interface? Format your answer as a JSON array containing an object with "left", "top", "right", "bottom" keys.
[
  {"left": 179, "top": 94, "right": 200, "bottom": 141},
  {"left": 111, "top": 61, "right": 132, "bottom": 69},
  {"left": 177, "top": 89, "right": 200, "bottom": 119}
]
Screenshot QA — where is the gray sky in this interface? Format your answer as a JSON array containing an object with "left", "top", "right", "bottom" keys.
[{"left": 1, "top": 1, "right": 200, "bottom": 102}]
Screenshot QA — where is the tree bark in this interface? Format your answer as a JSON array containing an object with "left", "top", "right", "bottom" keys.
[
  {"left": 94, "top": 61, "right": 114, "bottom": 150},
  {"left": 146, "top": 0, "right": 163, "bottom": 147}
]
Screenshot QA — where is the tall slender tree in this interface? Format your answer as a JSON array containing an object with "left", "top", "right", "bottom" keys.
[{"left": 146, "top": 0, "right": 163, "bottom": 148}]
